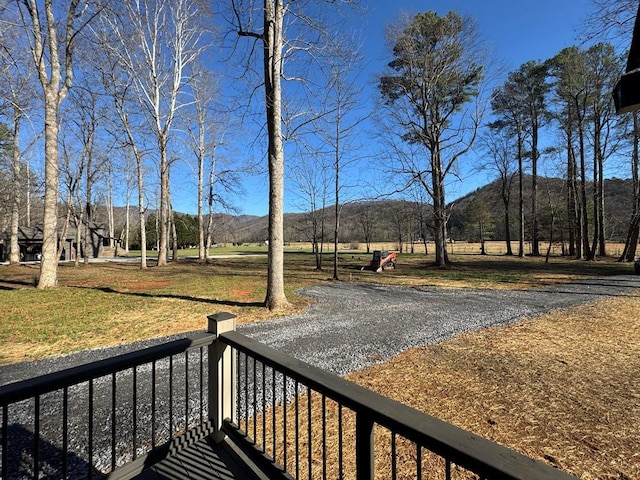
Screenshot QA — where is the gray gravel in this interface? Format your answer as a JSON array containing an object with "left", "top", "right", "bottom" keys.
[{"left": 238, "top": 275, "right": 640, "bottom": 376}]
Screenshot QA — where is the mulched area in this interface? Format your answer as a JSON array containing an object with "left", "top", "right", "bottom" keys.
[{"left": 348, "top": 294, "right": 640, "bottom": 479}]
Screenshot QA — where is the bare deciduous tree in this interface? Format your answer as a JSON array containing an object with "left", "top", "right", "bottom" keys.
[
  {"left": 17, "top": 0, "right": 100, "bottom": 287},
  {"left": 289, "top": 145, "right": 329, "bottom": 270},
  {"left": 95, "top": 20, "right": 151, "bottom": 268},
  {"left": 110, "top": 0, "right": 205, "bottom": 266},
  {"left": 0, "top": 24, "right": 36, "bottom": 264},
  {"left": 229, "top": 0, "right": 289, "bottom": 309},
  {"left": 315, "top": 35, "right": 368, "bottom": 280},
  {"left": 478, "top": 130, "right": 517, "bottom": 256}
]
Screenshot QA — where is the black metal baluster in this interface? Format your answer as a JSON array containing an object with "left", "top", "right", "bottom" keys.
[
  {"left": 322, "top": 395, "right": 327, "bottom": 480},
  {"left": 234, "top": 349, "right": 240, "bottom": 429},
  {"left": 391, "top": 432, "right": 397, "bottom": 480},
  {"left": 238, "top": 352, "right": 249, "bottom": 434},
  {"left": 229, "top": 347, "right": 240, "bottom": 425},
  {"left": 261, "top": 362, "right": 266, "bottom": 451},
  {"left": 272, "top": 367, "right": 276, "bottom": 458},
  {"left": 111, "top": 374, "right": 117, "bottom": 472},
  {"left": 184, "top": 351, "right": 189, "bottom": 432},
  {"left": 338, "top": 404, "right": 343, "bottom": 480},
  {"left": 307, "top": 386, "right": 312, "bottom": 480},
  {"left": 295, "top": 380, "right": 299, "bottom": 480},
  {"left": 33, "top": 395, "right": 40, "bottom": 479},
  {"left": 169, "top": 355, "right": 174, "bottom": 437},
  {"left": 416, "top": 444, "right": 422, "bottom": 480},
  {"left": 132, "top": 367, "right": 138, "bottom": 460},
  {"left": 88, "top": 380, "right": 94, "bottom": 480},
  {"left": 2, "top": 404, "right": 7, "bottom": 479},
  {"left": 244, "top": 353, "right": 249, "bottom": 434},
  {"left": 355, "top": 411, "right": 374, "bottom": 479},
  {"left": 199, "top": 348, "right": 204, "bottom": 424},
  {"left": 63, "top": 388, "right": 69, "bottom": 478},
  {"left": 151, "top": 361, "right": 156, "bottom": 447},
  {"left": 253, "top": 357, "right": 257, "bottom": 443},
  {"left": 283, "top": 375, "right": 287, "bottom": 472},
  {"left": 445, "top": 458, "right": 452, "bottom": 480},
  {"left": 221, "top": 345, "right": 226, "bottom": 432}
]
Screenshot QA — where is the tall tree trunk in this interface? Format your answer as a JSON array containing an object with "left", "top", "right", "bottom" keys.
[
  {"left": 578, "top": 124, "right": 591, "bottom": 260},
  {"left": 83, "top": 152, "right": 93, "bottom": 264},
  {"left": 137, "top": 153, "right": 147, "bottom": 269},
  {"left": 501, "top": 170, "right": 513, "bottom": 256},
  {"left": 319, "top": 196, "right": 326, "bottom": 269},
  {"left": 263, "top": 0, "right": 288, "bottom": 310},
  {"left": 621, "top": 112, "right": 640, "bottom": 261},
  {"left": 75, "top": 211, "right": 82, "bottom": 266},
  {"left": 333, "top": 123, "right": 340, "bottom": 280},
  {"left": 157, "top": 139, "right": 169, "bottom": 266},
  {"left": 531, "top": 124, "right": 540, "bottom": 256},
  {"left": 170, "top": 204, "right": 178, "bottom": 261},
  {"left": 432, "top": 148, "right": 447, "bottom": 267},
  {"left": 566, "top": 130, "right": 576, "bottom": 257},
  {"left": 9, "top": 112, "right": 21, "bottom": 265},
  {"left": 59, "top": 197, "right": 72, "bottom": 262},
  {"left": 26, "top": 0, "right": 82, "bottom": 288},
  {"left": 39, "top": 96, "right": 61, "bottom": 288},
  {"left": 124, "top": 193, "right": 130, "bottom": 253},
  {"left": 205, "top": 156, "right": 216, "bottom": 261},
  {"left": 197, "top": 138, "right": 206, "bottom": 262},
  {"left": 502, "top": 193, "right": 513, "bottom": 255},
  {"left": 26, "top": 160, "right": 32, "bottom": 228},
  {"left": 591, "top": 126, "right": 600, "bottom": 258},
  {"left": 107, "top": 171, "right": 115, "bottom": 250},
  {"left": 84, "top": 201, "right": 91, "bottom": 265},
  {"left": 597, "top": 148, "right": 606, "bottom": 257},
  {"left": 517, "top": 135, "right": 525, "bottom": 257}
]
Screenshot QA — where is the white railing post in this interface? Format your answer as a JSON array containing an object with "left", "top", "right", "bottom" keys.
[{"left": 207, "top": 312, "right": 236, "bottom": 443}]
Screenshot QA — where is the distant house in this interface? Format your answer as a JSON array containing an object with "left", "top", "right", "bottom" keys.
[{"left": 0, "top": 223, "right": 113, "bottom": 262}]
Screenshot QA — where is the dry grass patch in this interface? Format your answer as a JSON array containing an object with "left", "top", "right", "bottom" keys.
[{"left": 0, "top": 260, "right": 317, "bottom": 365}]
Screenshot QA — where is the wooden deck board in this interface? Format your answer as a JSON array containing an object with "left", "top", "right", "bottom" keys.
[{"left": 131, "top": 436, "right": 269, "bottom": 480}]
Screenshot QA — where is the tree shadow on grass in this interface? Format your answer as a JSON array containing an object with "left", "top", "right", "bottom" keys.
[
  {"left": 522, "top": 276, "right": 640, "bottom": 298},
  {"left": 0, "top": 279, "right": 37, "bottom": 289},
  {"left": 76, "top": 286, "right": 264, "bottom": 308}
]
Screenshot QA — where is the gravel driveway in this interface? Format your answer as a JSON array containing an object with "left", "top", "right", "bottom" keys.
[
  {"left": 239, "top": 275, "right": 640, "bottom": 376},
  {"left": 2, "top": 274, "right": 639, "bottom": 384}
]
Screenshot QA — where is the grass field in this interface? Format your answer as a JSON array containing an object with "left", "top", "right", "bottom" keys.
[{"left": 1, "top": 245, "right": 638, "bottom": 478}]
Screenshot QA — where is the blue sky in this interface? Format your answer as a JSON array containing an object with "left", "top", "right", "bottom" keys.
[{"left": 175, "top": 0, "right": 602, "bottom": 217}]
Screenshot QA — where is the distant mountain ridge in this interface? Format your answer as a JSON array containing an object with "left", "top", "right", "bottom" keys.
[{"left": 102, "top": 176, "right": 635, "bottom": 247}]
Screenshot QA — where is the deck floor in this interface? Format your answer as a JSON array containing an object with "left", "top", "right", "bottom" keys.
[{"left": 131, "top": 435, "right": 269, "bottom": 480}]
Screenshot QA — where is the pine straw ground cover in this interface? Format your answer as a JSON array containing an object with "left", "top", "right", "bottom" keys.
[{"left": 245, "top": 294, "right": 640, "bottom": 480}]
